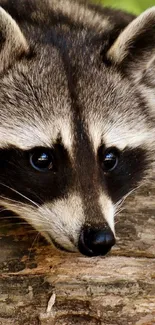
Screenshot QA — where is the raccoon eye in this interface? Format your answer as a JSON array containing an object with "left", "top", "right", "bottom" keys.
[
  {"left": 102, "top": 148, "right": 119, "bottom": 172},
  {"left": 30, "top": 149, "right": 54, "bottom": 172}
]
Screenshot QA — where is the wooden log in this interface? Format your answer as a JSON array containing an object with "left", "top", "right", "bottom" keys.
[{"left": 0, "top": 184, "right": 154, "bottom": 325}]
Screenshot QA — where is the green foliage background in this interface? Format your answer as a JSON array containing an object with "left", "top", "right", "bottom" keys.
[{"left": 99, "top": 0, "right": 155, "bottom": 14}]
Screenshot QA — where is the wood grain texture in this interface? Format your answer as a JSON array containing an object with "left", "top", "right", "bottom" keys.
[{"left": 0, "top": 184, "right": 154, "bottom": 325}]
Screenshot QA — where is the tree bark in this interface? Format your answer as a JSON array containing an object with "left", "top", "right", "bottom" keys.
[{"left": 0, "top": 184, "right": 154, "bottom": 325}]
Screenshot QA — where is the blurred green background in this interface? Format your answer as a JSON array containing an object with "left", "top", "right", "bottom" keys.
[{"left": 99, "top": 0, "right": 155, "bottom": 14}]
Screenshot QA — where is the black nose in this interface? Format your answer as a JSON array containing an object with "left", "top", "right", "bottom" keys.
[{"left": 78, "top": 226, "right": 116, "bottom": 257}]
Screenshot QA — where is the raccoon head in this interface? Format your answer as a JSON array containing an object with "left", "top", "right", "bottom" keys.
[{"left": 0, "top": 3, "right": 154, "bottom": 257}]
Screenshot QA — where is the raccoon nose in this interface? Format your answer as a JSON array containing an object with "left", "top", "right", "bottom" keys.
[{"left": 78, "top": 227, "right": 115, "bottom": 257}]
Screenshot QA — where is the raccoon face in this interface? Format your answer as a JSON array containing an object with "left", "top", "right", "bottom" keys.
[{"left": 0, "top": 3, "right": 155, "bottom": 257}]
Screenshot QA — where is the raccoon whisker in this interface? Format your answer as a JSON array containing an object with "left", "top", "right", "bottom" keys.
[
  {"left": 115, "top": 206, "right": 125, "bottom": 217},
  {"left": 0, "top": 195, "right": 32, "bottom": 206},
  {"left": 0, "top": 214, "right": 49, "bottom": 226},
  {"left": 114, "top": 220, "right": 120, "bottom": 226},
  {"left": 115, "top": 183, "right": 143, "bottom": 209},
  {"left": 0, "top": 215, "right": 23, "bottom": 220},
  {"left": 0, "top": 209, "right": 55, "bottom": 231},
  {"left": 0, "top": 222, "right": 51, "bottom": 231},
  {"left": 114, "top": 183, "right": 143, "bottom": 219},
  {"left": 0, "top": 197, "right": 44, "bottom": 220},
  {"left": 0, "top": 189, "right": 57, "bottom": 227},
  {"left": 122, "top": 183, "right": 143, "bottom": 201},
  {"left": 114, "top": 199, "right": 123, "bottom": 208},
  {"left": 28, "top": 192, "right": 44, "bottom": 204},
  {"left": 114, "top": 202, "right": 125, "bottom": 213},
  {"left": 0, "top": 198, "right": 54, "bottom": 227},
  {"left": 0, "top": 183, "right": 40, "bottom": 208},
  {"left": 0, "top": 207, "right": 11, "bottom": 213},
  {"left": 114, "top": 200, "right": 124, "bottom": 215},
  {"left": 28, "top": 232, "right": 41, "bottom": 259},
  {"left": 0, "top": 222, "right": 32, "bottom": 226},
  {"left": 0, "top": 217, "right": 52, "bottom": 236}
]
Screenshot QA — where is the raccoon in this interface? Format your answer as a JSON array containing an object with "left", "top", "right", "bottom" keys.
[{"left": 0, "top": 0, "right": 154, "bottom": 257}]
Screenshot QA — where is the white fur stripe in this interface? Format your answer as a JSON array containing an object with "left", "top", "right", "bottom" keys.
[{"left": 99, "top": 193, "right": 115, "bottom": 234}]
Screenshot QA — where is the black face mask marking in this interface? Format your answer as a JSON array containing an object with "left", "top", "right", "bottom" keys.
[
  {"left": 0, "top": 141, "right": 148, "bottom": 209},
  {"left": 98, "top": 146, "right": 148, "bottom": 203},
  {"left": 0, "top": 144, "right": 73, "bottom": 205}
]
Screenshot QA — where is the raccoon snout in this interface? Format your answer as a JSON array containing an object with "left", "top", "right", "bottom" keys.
[{"left": 78, "top": 226, "right": 115, "bottom": 257}]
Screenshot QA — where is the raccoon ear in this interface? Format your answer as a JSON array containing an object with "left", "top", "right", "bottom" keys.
[
  {"left": 0, "top": 7, "right": 29, "bottom": 73},
  {"left": 107, "top": 7, "right": 155, "bottom": 72}
]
